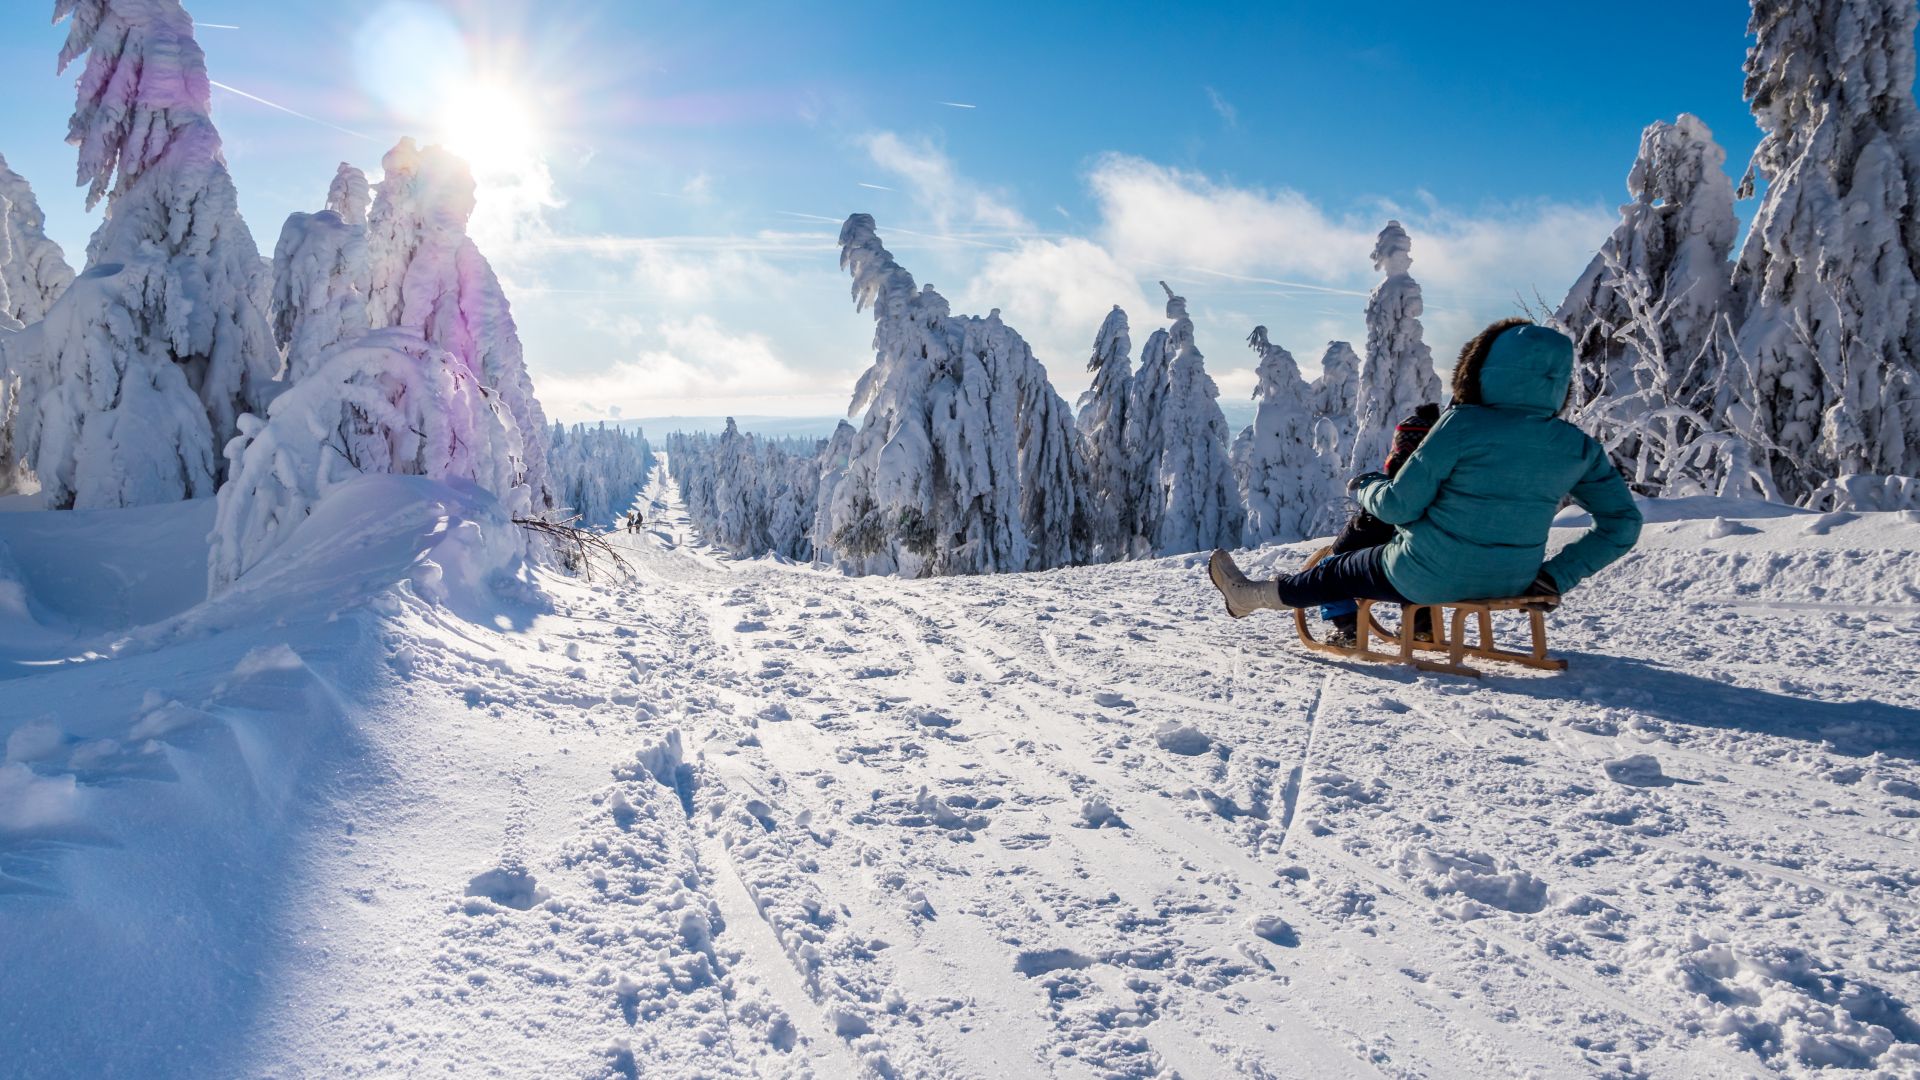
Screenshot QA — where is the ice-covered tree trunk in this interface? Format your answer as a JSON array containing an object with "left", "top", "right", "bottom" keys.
[
  {"left": 208, "top": 327, "right": 526, "bottom": 594},
  {"left": 1240, "top": 327, "right": 1334, "bottom": 544},
  {"left": 367, "top": 138, "right": 553, "bottom": 512},
  {"left": 1310, "top": 340, "right": 1360, "bottom": 471},
  {"left": 271, "top": 209, "right": 371, "bottom": 385},
  {"left": 822, "top": 215, "right": 1062, "bottom": 577},
  {"left": 0, "top": 155, "right": 74, "bottom": 326},
  {"left": 1075, "top": 306, "right": 1134, "bottom": 562},
  {"left": 1351, "top": 222, "right": 1442, "bottom": 474},
  {"left": 1728, "top": 0, "right": 1920, "bottom": 500},
  {"left": 326, "top": 163, "right": 370, "bottom": 226},
  {"left": 1559, "top": 115, "right": 1741, "bottom": 494},
  {"left": 24, "top": 0, "right": 278, "bottom": 508}
]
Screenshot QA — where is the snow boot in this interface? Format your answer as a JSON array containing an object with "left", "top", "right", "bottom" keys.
[
  {"left": 1325, "top": 624, "right": 1358, "bottom": 649},
  {"left": 1207, "top": 550, "right": 1283, "bottom": 619}
]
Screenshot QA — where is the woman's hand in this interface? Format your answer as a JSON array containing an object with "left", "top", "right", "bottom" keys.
[{"left": 1347, "top": 471, "right": 1388, "bottom": 494}]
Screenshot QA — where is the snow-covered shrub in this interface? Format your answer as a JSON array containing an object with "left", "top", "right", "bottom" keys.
[
  {"left": 208, "top": 328, "right": 527, "bottom": 594},
  {"left": 26, "top": 0, "right": 279, "bottom": 507},
  {"left": 1803, "top": 473, "right": 1920, "bottom": 513},
  {"left": 1351, "top": 222, "right": 1442, "bottom": 474},
  {"left": 818, "top": 215, "right": 1079, "bottom": 576},
  {"left": 1560, "top": 115, "right": 1743, "bottom": 495},
  {"left": 1076, "top": 306, "right": 1135, "bottom": 562},
  {"left": 547, "top": 421, "right": 653, "bottom": 529},
  {"left": 1240, "top": 327, "right": 1336, "bottom": 544},
  {"left": 367, "top": 138, "right": 553, "bottom": 512},
  {"left": 1729, "top": 0, "right": 1920, "bottom": 500}
]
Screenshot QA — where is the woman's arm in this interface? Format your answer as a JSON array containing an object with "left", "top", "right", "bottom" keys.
[
  {"left": 1539, "top": 440, "right": 1643, "bottom": 592},
  {"left": 1354, "top": 410, "right": 1461, "bottom": 525}
]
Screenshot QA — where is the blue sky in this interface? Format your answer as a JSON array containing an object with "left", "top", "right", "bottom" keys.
[{"left": 1, "top": 0, "right": 1766, "bottom": 421}]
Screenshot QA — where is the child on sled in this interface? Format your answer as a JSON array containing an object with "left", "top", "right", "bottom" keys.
[{"left": 1208, "top": 319, "right": 1642, "bottom": 631}]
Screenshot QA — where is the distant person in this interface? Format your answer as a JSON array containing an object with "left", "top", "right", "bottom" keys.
[{"left": 1208, "top": 319, "right": 1642, "bottom": 631}]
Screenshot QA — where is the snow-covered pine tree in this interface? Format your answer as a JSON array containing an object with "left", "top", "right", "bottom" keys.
[
  {"left": 1310, "top": 341, "right": 1360, "bottom": 472},
  {"left": 326, "top": 163, "right": 371, "bottom": 226},
  {"left": 367, "top": 138, "right": 553, "bottom": 512},
  {"left": 821, "top": 215, "right": 1076, "bottom": 576},
  {"left": 1240, "top": 327, "right": 1334, "bottom": 544},
  {"left": 1559, "top": 115, "right": 1742, "bottom": 494},
  {"left": 208, "top": 327, "right": 527, "bottom": 594},
  {"left": 23, "top": 0, "right": 280, "bottom": 508},
  {"left": 0, "top": 155, "right": 73, "bottom": 326},
  {"left": 270, "top": 208, "right": 371, "bottom": 385},
  {"left": 1351, "top": 222, "right": 1443, "bottom": 474},
  {"left": 708, "top": 418, "right": 768, "bottom": 555},
  {"left": 1149, "top": 284, "right": 1243, "bottom": 554},
  {"left": 1122, "top": 293, "right": 1177, "bottom": 555},
  {"left": 548, "top": 421, "right": 653, "bottom": 529},
  {"left": 1075, "top": 306, "right": 1134, "bottom": 562},
  {"left": 1728, "top": 0, "right": 1920, "bottom": 500},
  {"left": 810, "top": 419, "right": 855, "bottom": 560}
]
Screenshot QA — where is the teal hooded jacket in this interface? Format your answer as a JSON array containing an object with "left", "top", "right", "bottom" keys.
[{"left": 1352, "top": 324, "right": 1642, "bottom": 604}]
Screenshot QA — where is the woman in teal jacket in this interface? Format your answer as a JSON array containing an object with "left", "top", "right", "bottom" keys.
[{"left": 1209, "top": 319, "right": 1642, "bottom": 622}]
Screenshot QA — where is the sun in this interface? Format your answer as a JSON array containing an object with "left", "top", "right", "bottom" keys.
[{"left": 438, "top": 79, "right": 542, "bottom": 179}]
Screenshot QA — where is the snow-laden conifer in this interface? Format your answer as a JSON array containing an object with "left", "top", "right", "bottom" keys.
[
  {"left": 1728, "top": 0, "right": 1920, "bottom": 499},
  {"left": 208, "top": 328, "right": 526, "bottom": 594},
  {"left": 367, "top": 138, "right": 553, "bottom": 511},
  {"left": 1148, "top": 284, "right": 1243, "bottom": 555},
  {"left": 820, "top": 215, "right": 1076, "bottom": 576},
  {"left": 1240, "top": 327, "right": 1334, "bottom": 544},
  {"left": 1075, "top": 306, "right": 1134, "bottom": 562},
  {"left": 1560, "top": 115, "right": 1745, "bottom": 494},
  {"left": 25, "top": 0, "right": 278, "bottom": 507},
  {"left": 1310, "top": 340, "right": 1360, "bottom": 471},
  {"left": 271, "top": 209, "right": 370, "bottom": 385},
  {"left": 1351, "top": 222, "right": 1442, "bottom": 473},
  {"left": 326, "top": 163, "right": 371, "bottom": 226},
  {"left": 1122, "top": 300, "right": 1176, "bottom": 555},
  {"left": 548, "top": 421, "right": 653, "bottom": 529},
  {"left": 0, "top": 155, "right": 73, "bottom": 326}
]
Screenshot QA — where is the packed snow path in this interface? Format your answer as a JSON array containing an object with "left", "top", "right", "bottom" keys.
[{"left": 3, "top": 460, "right": 1918, "bottom": 1078}]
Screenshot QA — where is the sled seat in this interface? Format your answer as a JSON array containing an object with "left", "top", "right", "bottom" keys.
[{"left": 1290, "top": 547, "right": 1566, "bottom": 679}]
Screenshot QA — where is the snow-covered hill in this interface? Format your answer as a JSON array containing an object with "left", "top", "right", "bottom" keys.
[{"left": 2, "top": 461, "right": 1917, "bottom": 1078}]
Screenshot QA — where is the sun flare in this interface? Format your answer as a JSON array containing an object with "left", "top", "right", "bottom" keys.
[{"left": 438, "top": 79, "right": 542, "bottom": 179}]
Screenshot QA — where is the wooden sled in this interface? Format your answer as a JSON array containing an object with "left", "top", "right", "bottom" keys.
[{"left": 1291, "top": 547, "right": 1567, "bottom": 679}]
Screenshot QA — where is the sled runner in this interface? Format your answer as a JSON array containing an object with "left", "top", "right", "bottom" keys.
[{"left": 1292, "top": 547, "right": 1566, "bottom": 679}]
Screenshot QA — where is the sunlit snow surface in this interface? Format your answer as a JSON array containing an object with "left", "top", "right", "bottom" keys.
[{"left": 2, "top": 462, "right": 1918, "bottom": 1077}]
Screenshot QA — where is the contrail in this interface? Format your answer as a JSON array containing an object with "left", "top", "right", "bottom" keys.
[
  {"left": 194, "top": 22, "right": 240, "bottom": 29},
  {"left": 937, "top": 101, "right": 976, "bottom": 109},
  {"left": 856, "top": 182, "right": 894, "bottom": 191},
  {"left": 208, "top": 79, "right": 377, "bottom": 142}
]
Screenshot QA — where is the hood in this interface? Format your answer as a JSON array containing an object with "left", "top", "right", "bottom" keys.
[{"left": 1477, "top": 324, "right": 1573, "bottom": 417}]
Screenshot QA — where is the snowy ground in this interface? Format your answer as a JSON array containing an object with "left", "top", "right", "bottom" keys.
[{"left": 3, "top": 459, "right": 1919, "bottom": 1078}]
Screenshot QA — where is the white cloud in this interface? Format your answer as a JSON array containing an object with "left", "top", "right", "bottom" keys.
[
  {"left": 961, "top": 238, "right": 1156, "bottom": 397},
  {"left": 862, "top": 131, "right": 1031, "bottom": 234},
  {"left": 534, "top": 314, "right": 860, "bottom": 421},
  {"left": 1205, "top": 87, "right": 1238, "bottom": 128}
]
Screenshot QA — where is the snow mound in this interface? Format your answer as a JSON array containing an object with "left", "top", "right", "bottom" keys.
[{"left": 1397, "top": 847, "right": 1549, "bottom": 919}]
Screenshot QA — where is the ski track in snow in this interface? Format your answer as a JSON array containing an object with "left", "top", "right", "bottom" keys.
[{"left": 2, "top": 459, "right": 1919, "bottom": 1078}]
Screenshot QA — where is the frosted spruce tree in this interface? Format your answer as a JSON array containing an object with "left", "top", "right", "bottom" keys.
[
  {"left": 326, "top": 163, "right": 371, "bottom": 226},
  {"left": 1148, "top": 284, "right": 1243, "bottom": 555},
  {"left": 23, "top": 0, "right": 279, "bottom": 508},
  {"left": 1351, "top": 222, "right": 1442, "bottom": 474},
  {"left": 810, "top": 420, "right": 856, "bottom": 560},
  {"left": 208, "top": 327, "right": 527, "bottom": 594},
  {"left": 1559, "top": 115, "right": 1744, "bottom": 494},
  {"left": 1728, "top": 0, "right": 1920, "bottom": 500},
  {"left": 1075, "top": 306, "right": 1135, "bottom": 561},
  {"left": 820, "top": 215, "right": 1078, "bottom": 576},
  {"left": 1240, "top": 327, "right": 1334, "bottom": 544},
  {"left": 708, "top": 418, "right": 768, "bottom": 555},
  {"left": 547, "top": 421, "right": 653, "bottom": 529},
  {"left": 1310, "top": 340, "right": 1360, "bottom": 473},
  {"left": 1121, "top": 290, "right": 1177, "bottom": 555},
  {"left": 367, "top": 138, "right": 553, "bottom": 511},
  {"left": 0, "top": 155, "right": 73, "bottom": 326},
  {"left": 270, "top": 207, "right": 371, "bottom": 385}
]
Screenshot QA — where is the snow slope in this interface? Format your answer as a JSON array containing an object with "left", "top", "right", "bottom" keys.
[{"left": 3, "top": 458, "right": 1918, "bottom": 1077}]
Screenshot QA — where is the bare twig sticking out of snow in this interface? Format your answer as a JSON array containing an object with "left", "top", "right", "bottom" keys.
[{"left": 514, "top": 516, "right": 633, "bottom": 582}]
